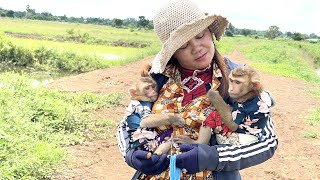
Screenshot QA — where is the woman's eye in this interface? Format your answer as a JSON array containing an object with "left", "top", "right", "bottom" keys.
[
  {"left": 196, "top": 32, "right": 204, "bottom": 39},
  {"left": 179, "top": 43, "right": 188, "bottom": 49}
]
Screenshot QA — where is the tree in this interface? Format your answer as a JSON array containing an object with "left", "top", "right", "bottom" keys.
[
  {"left": 240, "top": 29, "right": 251, "bottom": 36},
  {"left": 25, "top": 4, "right": 35, "bottom": 18},
  {"left": 137, "top": 16, "right": 149, "bottom": 28},
  {"left": 309, "top": 33, "right": 318, "bottom": 39},
  {"left": 225, "top": 30, "right": 234, "bottom": 37},
  {"left": 228, "top": 23, "right": 236, "bottom": 34},
  {"left": 265, "top": 26, "right": 280, "bottom": 39},
  {"left": 291, "top": 32, "right": 305, "bottom": 41},
  {"left": 113, "top": 18, "right": 123, "bottom": 27},
  {"left": 6, "top": 10, "right": 14, "bottom": 17},
  {"left": 286, "top": 31, "right": 292, "bottom": 37}
]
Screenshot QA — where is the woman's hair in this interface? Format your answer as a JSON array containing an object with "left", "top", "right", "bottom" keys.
[{"left": 213, "top": 47, "right": 229, "bottom": 99}]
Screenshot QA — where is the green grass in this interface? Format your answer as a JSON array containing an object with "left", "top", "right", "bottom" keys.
[
  {"left": 0, "top": 72, "right": 124, "bottom": 179},
  {"left": 0, "top": 17, "right": 161, "bottom": 77},
  {"left": 1, "top": 17, "right": 320, "bottom": 177},
  {"left": 304, "top": 132, "right": 320, "bottom": 138},
  {"left": 0, "top": 17, "right": 158, "bottom": 42}
]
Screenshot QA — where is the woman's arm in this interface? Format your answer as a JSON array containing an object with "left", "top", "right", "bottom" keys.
[{"left": 176, "top": 112, "right": 278, "bottom": 173}]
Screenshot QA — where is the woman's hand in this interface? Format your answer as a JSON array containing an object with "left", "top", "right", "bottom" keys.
[
  {"left": 173, "top": 135, "right": 196, "bottom": 144},
  {"left": 131, "top": 150, "right": 169, "bottom": 175},
  {"left": 176, "top": 144, "right": 219, "bottom": 174},
  {"left": 140, "top": 62, "right": 151, "bottom": 77}
]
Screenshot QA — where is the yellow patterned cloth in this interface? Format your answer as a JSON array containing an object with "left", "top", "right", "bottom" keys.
[{"left": 139, "top": 64, "right": 222, "bottom": 180}]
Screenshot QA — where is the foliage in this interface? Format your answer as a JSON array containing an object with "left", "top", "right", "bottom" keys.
[
  {"left": 0, "top": 39, "right": 105, "bottom": 73},
  {"left": 291, "top": 32, "right": 305, "bottom": 41},
  {"left": 225, "top": 30, "right": 234, "bottom": 37},
  {"left": 0, "top": 6, "right": 153, "bottom": 28},
  {"left": 265, "top": 26, "right": 280, "bottom": 39},
  {"left": 112, "top": 18, "right": 123, "bottom": 27},
  {"left": 308, "top": 108, "right": 320, "bottom": 125},
  {"left": 138, "top": 16, "right": 150, "bottom": 28},
  {"left": 240, "top": 29, "right": 252, "bottom": 36},
  {"left": 0, "top": 72, "right": 124, "bottom": 179}
]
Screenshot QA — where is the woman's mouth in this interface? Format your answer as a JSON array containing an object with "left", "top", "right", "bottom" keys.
[{"left": 195, "top": 52, "right": 207, "bottom": 61}]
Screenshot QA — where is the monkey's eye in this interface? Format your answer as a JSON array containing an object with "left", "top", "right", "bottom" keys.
[{"left": 235, "top": 81, "right": 242, "bottom": 84}]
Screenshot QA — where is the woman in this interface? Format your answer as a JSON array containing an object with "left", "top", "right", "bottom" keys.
[{"left": 116, "top": 0, "right": 278, "bottom": 179}]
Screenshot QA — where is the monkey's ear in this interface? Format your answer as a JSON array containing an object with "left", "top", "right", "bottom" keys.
[
  {"left": 128, "top": 88, "right": 137, "bottom": 98},
  {"left": 252, "top": 81, "right": 261, "bottom": 88}
]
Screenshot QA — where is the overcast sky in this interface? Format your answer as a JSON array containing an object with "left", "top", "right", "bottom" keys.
[{"left": 0, "top": 0, "right": 319, "bottom": 35}]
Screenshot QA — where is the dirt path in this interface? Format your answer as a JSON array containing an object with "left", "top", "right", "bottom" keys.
[{"left": 50, "top": 50, "right": 320, "bottom": 180}]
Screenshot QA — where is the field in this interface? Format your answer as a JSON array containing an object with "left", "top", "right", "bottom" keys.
[{"left": 0, "top": 17, "right": 320, "bottom": 179}]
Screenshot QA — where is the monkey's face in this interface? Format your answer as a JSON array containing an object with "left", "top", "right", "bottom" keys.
[
  {"left": 143, "top": 83, "right": 158, "bottom": 102},
  {"left": 228, "top": 74, "right": 252, "bottom": 100}
]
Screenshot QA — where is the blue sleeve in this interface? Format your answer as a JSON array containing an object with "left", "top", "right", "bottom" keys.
[
  {"left": 126, "top": 113, "right": 142, "bottom": 132},
  {"left": 208, "top": 115, "right": 278, "bottom": 171},
  {"left": 152, "top": 73, "right": 169, "bottom": 93},
  {"left": 116, "top": 113, "right": 140, "bottom": 169}
]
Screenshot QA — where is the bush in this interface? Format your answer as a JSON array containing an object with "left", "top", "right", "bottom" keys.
[{"left": 292, "top": 32, "right": 305, "bottom": 41}]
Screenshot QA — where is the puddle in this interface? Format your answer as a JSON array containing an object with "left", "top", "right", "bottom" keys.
[
  {"left": 316, "top": 69, "right": 320, "bottom": 77},
  {"left": 95, "top": 53, "right": 121, "bottom": 60}
]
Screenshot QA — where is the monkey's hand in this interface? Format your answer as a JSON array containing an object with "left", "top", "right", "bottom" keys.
[
  {"left": 140, "top": 62, "right": 151, "bottom": 77},
  {"left": 207, "top": 89, "right": 238, "bottom": 131},
  {"left": 168, "top": 114, "right": 185, "bottom": 127},
  {"left": 154, "top": 141, "right": 171, "bottom": 155},
  {"left": 173, "top": 135, "right": 196, "bottom": 144}
]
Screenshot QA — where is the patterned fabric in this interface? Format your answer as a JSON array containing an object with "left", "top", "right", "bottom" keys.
[
  {"left": 139, "top": 63, "right": 222, "bottom": 179},
  {"left": 180, "top": 64, "right": 213, "bottom": 106},
  {"left": 124, "top": 100, "right": 160, "bottom": 152},
  {"left": 204, "top": 94, "right": 272, "bottom": 145},
  {"left": 232, "top": 96, "right": 270, "bottom": 141}
]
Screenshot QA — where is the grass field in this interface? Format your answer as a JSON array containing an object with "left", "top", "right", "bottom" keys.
[{"left": 0, "top": 17, "right": 319, "bottom": 179}]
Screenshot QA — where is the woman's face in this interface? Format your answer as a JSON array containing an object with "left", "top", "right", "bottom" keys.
[{"left": 173, "top": 28, "right": 215, "bottom": 70}]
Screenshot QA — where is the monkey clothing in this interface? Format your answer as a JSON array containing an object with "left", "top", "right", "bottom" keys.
[
  {"left": 204, "top": 92, "right": 272, "bottom": 145},
  {"left": 232, "top": 93, "right": 271, "bottom": 141},
  {"left": 122, "top": 100, "right": 162, "bottom": 153}
]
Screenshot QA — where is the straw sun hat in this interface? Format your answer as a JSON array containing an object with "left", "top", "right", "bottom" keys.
[{"left": 150, "top": 0, "right": 229, "bottom": 74}]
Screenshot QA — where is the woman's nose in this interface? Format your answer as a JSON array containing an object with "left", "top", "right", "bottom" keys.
[{"left": 190, "top": 39, "right": 201, "bottom": 54}]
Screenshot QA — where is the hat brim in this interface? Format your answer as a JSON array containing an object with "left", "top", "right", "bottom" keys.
[{"left": 150, "top": 15, "right": 228, "bottom": 74}]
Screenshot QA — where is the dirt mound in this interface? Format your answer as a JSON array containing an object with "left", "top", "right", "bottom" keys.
[{"left": 50, "top": 51, "right": 320, "bottom": 180}]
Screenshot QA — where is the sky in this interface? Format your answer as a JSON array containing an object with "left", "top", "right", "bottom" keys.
[{"left": 0, "top": 0, "right": 319, "bottom": 35}]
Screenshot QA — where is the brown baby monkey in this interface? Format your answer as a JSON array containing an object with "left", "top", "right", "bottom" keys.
[
  {"left": 197, "top": 66, "right": 264, "bottom": 145},
  {"left": 128, "top": 76, "right": 185, "bottom": 158}
]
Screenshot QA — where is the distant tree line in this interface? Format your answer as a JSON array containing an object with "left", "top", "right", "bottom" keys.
[
  {"left": 225, "top": 23, "right": 318, "bottom": 41},
  {"left": 0, "top": 6, "right": 318, "bottom": 41},
  {"left": 0, "top": 6, "right": 153, "bottom": 29}
]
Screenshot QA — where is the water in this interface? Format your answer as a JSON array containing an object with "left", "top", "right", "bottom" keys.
[{"left": 316, "top": 69, "right": 320, "bottom": 77}]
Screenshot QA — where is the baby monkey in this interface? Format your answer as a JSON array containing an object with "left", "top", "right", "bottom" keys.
[
  {"left": 198, "top": 65, "right": 269, "bottom": 145},
  {"left": 127, "top": 76, "right": 185, "bottom": 158}
]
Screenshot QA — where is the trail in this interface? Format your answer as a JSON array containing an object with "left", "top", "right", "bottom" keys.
[{"left": 50, "top": 50, "right": 320, "bottom": 180}]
